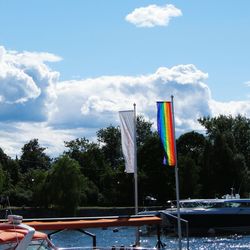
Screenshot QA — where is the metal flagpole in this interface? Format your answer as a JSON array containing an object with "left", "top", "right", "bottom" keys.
[
  {"left": 171, "top": 95, "right": 182, "bottom": 250},
  {"left": 133, "top": 103, "right": 140, "bottom": 246},
  {"left": 133, "top": 103, "right": 138, "bottom": 215}
]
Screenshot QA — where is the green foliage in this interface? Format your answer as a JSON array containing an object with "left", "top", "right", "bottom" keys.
[
  {"left": 65, "top": 138, "right": 91, "bottom": 156},
  {"left": 199, "top": 141, "right": 216, "bottom": 197},
  {"left": 1, "top": 114, "right": 250, "bottom": 208},
  {"left": 138, "top": 132, "right": 176, "bottom": 203},
  {"left": 47, "top": 155, "right": 84, "bottom": 214},
  {"left": 80, "top": 176, "right": 99, "bottom": 206},
  {"left": 136, "top": 115, "right": 153, "bottom": 147},
  {"left": 178, "top": 155, "right": 201, "bottom": 198},
  {"left": 30, "top": 169, "right": 48, "bottom": 207},
  {"left": 64, "top": 137, "right": 106, "bottom": 197},
  {"left": 177, "top": 131, "right": 205, "bottom": 161},
  {"left": 6, "top": 187, "right": 33, "bottom": 206},
  {"left": 0, "top": 148, "right": 9, "bottom": 165},
  {"left": 19, "top": 139, "right": 51, "bottom": 172},
  {"left": 177, "top": 132, "right": 205, "bottom": 198},
  {"left": 0, "top": 149, "right": 20, "bottom": 185},
  {"left": 198, "top": 115, "right": 250, "bottom": 197},
  {"left": 97, "top": 126, "right": 122, "bottom": 169},
  {"left": 0, "top": 164, "right": 5, "bottom": 193}
]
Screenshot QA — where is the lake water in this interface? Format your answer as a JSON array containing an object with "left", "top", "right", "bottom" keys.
[{"left": 48, "top": 226, "right": 250, "bottom": 249}]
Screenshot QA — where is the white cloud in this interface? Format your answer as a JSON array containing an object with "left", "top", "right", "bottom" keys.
[
  {"left": 244, "top": 81, "right": 250, "bottom": 87},
  {"left": 0, "top": 122, "right": 94, "bottom": 158},
  {"left": 210, "top": 100, "right": 250, "bottom": 117},
  {"left": 0, "top": 46, "right": 60, "bottom": 122},
  {"left": 0, "top": 47, "right": 41, "bottom": 104},
  {"left": 49, "top": 64, "right": 211, "bottom": 134},
  {"left": 125, "top": 4, "right": 182, "bottom": 28},
  {"left": 2, "top": 46, "right": 250, "bottom": 158}
]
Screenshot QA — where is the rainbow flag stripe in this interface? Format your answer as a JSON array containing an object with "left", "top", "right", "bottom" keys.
[{"left": 157, "top": 102, "right": 176, "bottom": 166}]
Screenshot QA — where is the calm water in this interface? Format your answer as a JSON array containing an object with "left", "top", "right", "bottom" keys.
[{"left": 48, "top": 226, "right": 250, "bottom": 249}]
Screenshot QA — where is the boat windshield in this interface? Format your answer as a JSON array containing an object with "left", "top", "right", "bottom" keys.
[
  {"left": 179, "top": 201, "right": 217, "bottom": 208},
  {"left": 180, "top": 200, "right": 250, "bottom": 208}
]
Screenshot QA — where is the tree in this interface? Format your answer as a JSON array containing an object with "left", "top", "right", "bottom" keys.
[
  {"left": 198, "top": 115, "right": 250, "bottom": 168},
  {"left": 64, "top": 138, "right": 106, "bottom": 191},
  {"left": 138, "top": 132, "right": 175, "bottom": 203},
  {"left": 136, "top": 115, "right": 153, "bottom": 147},
  {"left": 19, "top": 139, "right": 51, "bottom": 173},
  {"left": 97, "top": 126, "right": 122, "bottom": 169},
  {"left": 0, "top": 148, "right": 9, "bottom": 166},
  {"left": 0, "top": 148, "right": 20, "bottom": 185},
  {"left": 177, "top": 131, "right": 205, "bottom": 162},
  {"left": 47, "top": 155, "right": 84, "bottom": 214},
  {"left": 29, "top": 169, "right": 48, "bottom": 207},
  {"left": 199, "top": 141, "right": 216, "bottom": 197},
  {"left": 178, "top": 155, "right": 201, "bottom": 198},
  {"left": 79, "top": 176, "right": 99, "bottom": 206},
  {"left": 0, "top": 164, "right": 5, "bottom": 193},
  {"left": 199, "top": 115, "right": 250, "bottom": 197},
  {"left": 176, "top": 131, "right": 205, "bottom": 198},
  {"left": 232, "top": 116, "right": 250, "bottom": 169},
  {"left": 64, "top": 138, "right": 91, "bottom": 160},
  {"left": 95, "top": 116, "right": 156, "bottom": 205}
]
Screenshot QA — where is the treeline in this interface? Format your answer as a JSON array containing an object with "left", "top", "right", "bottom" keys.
[{"left": 0, "top": 114, "right": 250, "bottom": 214}]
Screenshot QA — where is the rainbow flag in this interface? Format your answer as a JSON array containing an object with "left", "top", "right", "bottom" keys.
[{"left": 157, "top": 101, "right": 176, "bottom": 166}]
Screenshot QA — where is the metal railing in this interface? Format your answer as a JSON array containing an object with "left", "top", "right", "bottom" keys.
[{"left": 160, "top": 211, "right": 189, "bottom": 250}]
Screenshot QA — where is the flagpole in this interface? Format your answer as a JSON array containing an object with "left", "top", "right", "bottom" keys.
[
  {"left": 133, "top": 103, "right": 138, "bottom": 215},
  {"left": 133, "top": 103, "right": 140, "bottom": 246},
  {"left": 171, "top": 95, "right": 182, "bottom": 250}
]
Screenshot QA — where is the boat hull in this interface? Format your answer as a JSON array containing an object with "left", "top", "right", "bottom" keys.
[{"left": 163, "top": 209, "right": 250, "bottom": 235}]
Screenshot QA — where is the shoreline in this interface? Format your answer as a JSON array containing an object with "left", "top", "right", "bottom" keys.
[{"left": 0, "top": 206, "right": 163, "bottom": 218}]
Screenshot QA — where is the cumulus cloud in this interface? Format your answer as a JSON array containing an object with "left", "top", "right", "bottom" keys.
[
  {"left": 50, "top": 64, "right": 250, "bottom": 136},
  {"left": 210, "top": 100, "right": 250, "bottom": 117},
  {"left": 0, "top": 122, "right": 83, "bottom": 157},
  {"left": 0, "top": 46, "right": 60, "bottom": 122},
  {"left": 49, "top": 64, "right": 211, "bottom": 136},
  {"left": 2, "top": 45, "right": 250, "bottom": 157},
  {"left": 244, "top": 81, "right": 250, "bottom": 87},
  {"left": 125, "top": 4, "right": 182, "bottom": 28}
]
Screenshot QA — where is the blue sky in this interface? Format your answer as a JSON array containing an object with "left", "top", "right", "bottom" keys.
[{"left": 0, "top": 0, "right": 250, "bottom": 157}]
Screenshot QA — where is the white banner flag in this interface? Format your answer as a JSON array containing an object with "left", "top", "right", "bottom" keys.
[{"left": 119, "top": 110, "right": 135, "bottom": 173}]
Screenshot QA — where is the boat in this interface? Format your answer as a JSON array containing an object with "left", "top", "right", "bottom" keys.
[
  {"left": 140, "top": 192, "right": 250, "bottom": 236},
  {"left": 0, "top": 214, "right": 163, "bottom": 249},
  {"left": 0, "top": 214, "right": 56, "bottom": 250}
]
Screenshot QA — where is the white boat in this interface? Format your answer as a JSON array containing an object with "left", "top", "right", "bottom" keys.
[
  {"left": 167, "top": 197, "right": 250, "bottom": 235},
  {"left": 140, "top": 192, "right": 250, "bottom": 236}
]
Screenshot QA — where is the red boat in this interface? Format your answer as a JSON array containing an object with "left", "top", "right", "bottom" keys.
[{"left": 0, "top": 214, "right": 162, "bottom": 250}]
